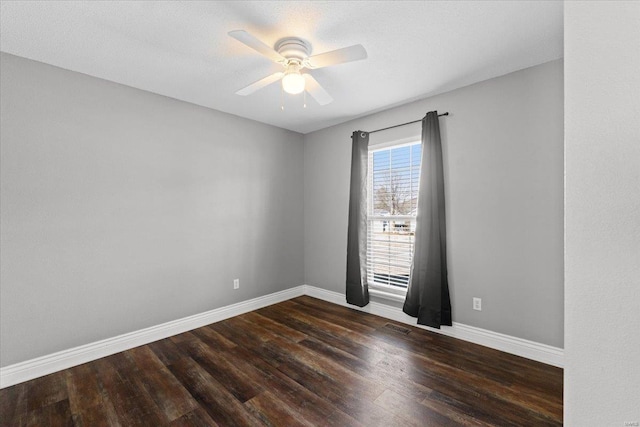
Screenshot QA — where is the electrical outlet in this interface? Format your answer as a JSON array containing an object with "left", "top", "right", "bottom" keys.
[
  {"left": 233, "top": 279, "right": 239, "bottom": 290},
  {"left": 473, "top": 297, "right": 482, "bottom": 311}
]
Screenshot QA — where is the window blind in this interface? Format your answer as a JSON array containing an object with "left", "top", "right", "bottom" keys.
[{"left": 367, "top": 141, "right": 421, "bottom": 290}]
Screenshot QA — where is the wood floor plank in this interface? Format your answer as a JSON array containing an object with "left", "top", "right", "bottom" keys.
[
  {"left": 297, "top": 296, "right": 561, "bottom": 392},
  {"left": 126, "top": 346, "right": 198, "bottom": 421},
  {"left": 190, "top": 325, "right": 237, "bottom": 351},
  {"left": 262, "top": 337, "right": 386, "bottom": 403},
  {"left": 256, "top": 304, "right": 392, "bottom": 364},
  {"left": 92, "top": 357, "right": 168, "bottom": 426},
  {"left": 299, "top": 336, "right": 432, "bottom": 403},
  {"left": 231, "top": 313, "right": 295, "bottom": 343},
  {"left": 289, "top": 297, "right": 383, "bottom": 334},
  {"left": 245, "top": 390, "right": 315, "bottom": 427},
  {"left": 223, "top": 345, "right": 363, "bottom": 427},
  {"left": 375, "top": 388, "right": 469, "bottom": 427},
  {"left": 261, "top": 302, "right": 409, "bottom": 360},
  {"left": 208, "top": 321, "right": 271, "bottom": 351},
  {"left": 0, "top": 297, "right": 563, "bottom": 426},
  {"left": 65, "top": 362, "right": 121, "bottom": 427},
  {"left": 393, "top": 350, "right": 562, "bottom": 422},
  {"left": 291, "top": 296, "right": 392, "bottom": 330},
  {"left": 373, "top": 315, "right": 563, "bottom": 390},
  {"left": 17, "top": 399, "right": 73, "bottom": 427},
  {"left": 168, "top": 407, "right": 219, "bottom": 427},
  {"left": 241, "top": 311, "right": 308, "bottom": 343},
  {"left": 0, "top": 381, "right": 26, "bottom": 426},
  {"left": 168, "top": 331, "right": 201, "bottom": 346},
  {"left": 45, "top": 399, "right": 74, "bottom": 427},
  {"left": 65, "top": 363, "right": 102, "bottom": 414},
  {"left": 167, "top": 357, "right": 262, "bottom": 427},
  {"left": 379, "top": 355, "right": 561, "bottom": 426},
  {"left": 179, "top": 339, "right": 264, "bottom": 403},
  {"left": 71, "top": 403, "right": 120, "bottom": 427},
  {"left": 23, "top": 371, "right": 68, "bottom": 414},
  {"left": 385, "top": 337, "right": 562, "bottom": 423},
  {"left": 148, "top": 338, "right": 187, "bottom": 366},
  {"left": 255, "top": 338, "right": 402, "bottom": 425},
  {"left": 372, "top": 320, "right": 555, "bottom": 395}
]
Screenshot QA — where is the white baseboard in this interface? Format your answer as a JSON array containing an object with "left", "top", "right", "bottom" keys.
[
  {"left": 302, "top": 285, "right": 564, "bottom": 368},
  {"left": 0, "top": 286, "right": 305, "bottom": 389},
  {"left": 1, "top": 283, "right": 563, "bottom": 389}
]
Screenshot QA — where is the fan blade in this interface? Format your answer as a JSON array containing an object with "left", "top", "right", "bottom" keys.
[
  {"left": 236, "top": 72, "right": 284, "bottom": 96},
  {"left": 303, "top": 74, "right": 333, "bottom": 105},
  {"left": 228, "top": 30, "right": 284, "bottom": 63},
  {"left": 306, "top": 44, "right": 367, "bottom": 69}
]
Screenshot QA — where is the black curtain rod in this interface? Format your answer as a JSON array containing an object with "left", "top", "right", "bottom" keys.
[{"left": 367, "top": 112, "right": 449, "bottom": 134}]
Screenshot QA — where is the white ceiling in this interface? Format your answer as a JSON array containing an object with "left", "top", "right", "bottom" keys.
[{"left": 0, "top": 1, "right": 563, "bottom": 134}]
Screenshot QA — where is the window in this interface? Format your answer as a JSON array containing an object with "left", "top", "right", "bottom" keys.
[{"left": 367, "top": 141, "right": 421, "bottom": 292}]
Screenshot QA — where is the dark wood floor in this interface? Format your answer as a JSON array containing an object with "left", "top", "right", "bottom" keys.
[{"left": 0, "top": 296, "right": 563, "bottom": 426}]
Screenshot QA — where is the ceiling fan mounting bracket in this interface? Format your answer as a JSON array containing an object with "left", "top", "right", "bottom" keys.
[{"left": 275, "top": 37, "right": 311, "bottom": 62}]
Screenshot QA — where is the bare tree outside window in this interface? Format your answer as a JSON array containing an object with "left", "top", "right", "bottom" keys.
[{"left": 374, "top": 171, "right": 414, "bottom": 215}]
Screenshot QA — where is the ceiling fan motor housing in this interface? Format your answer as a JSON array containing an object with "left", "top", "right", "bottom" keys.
[{"left": 275, "top": 37, "right": 311, "bottom": 62}]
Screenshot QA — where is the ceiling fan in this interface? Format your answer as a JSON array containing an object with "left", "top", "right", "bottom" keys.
[{"left": 228, "top": 30, "right": 367, "bottom": 106}]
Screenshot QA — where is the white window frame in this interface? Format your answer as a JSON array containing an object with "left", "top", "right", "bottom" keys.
[{"left": 366, "top": 138, "right": 422, "bottom": 299}]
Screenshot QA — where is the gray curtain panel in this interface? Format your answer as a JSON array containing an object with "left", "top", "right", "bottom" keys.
[
  {"left": 403, "top": 112, "right": 452, "bottom": 328},
  {"left": 346, "top": 131, "right": 370, "bottom": 307}
]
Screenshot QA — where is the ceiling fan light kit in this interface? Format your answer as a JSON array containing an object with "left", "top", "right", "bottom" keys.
[
  {"left": 229, "top": 30, "right": 367, "bottom": 106},
  {"left": 282, "top": 66, "right": 305, "bottom": 95}
]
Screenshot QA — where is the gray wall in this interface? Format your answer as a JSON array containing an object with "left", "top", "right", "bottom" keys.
[
  {"left": 0, "top": 53, "right": 304, "bottom": 366},
  {"left": 304, "top": 60, "right": 564, "bottom": 348},
  {"left": 0, "top": 52, "right": 564, "bottom": 367},
  {"left": 565, "top": 1, "right": 640, "bottom": 424}
]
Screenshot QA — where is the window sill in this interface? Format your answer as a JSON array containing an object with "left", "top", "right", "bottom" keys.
[{"left": 368, "top": 287, "right": 407, "bottom": 303}]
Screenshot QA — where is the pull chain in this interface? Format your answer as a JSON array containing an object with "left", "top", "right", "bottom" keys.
[
  {"left": 280, "top": 83, "right": 284, "bottom": 111},
  {"left": 281, "top": 85, "right": 308, "bottom": 111}
]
